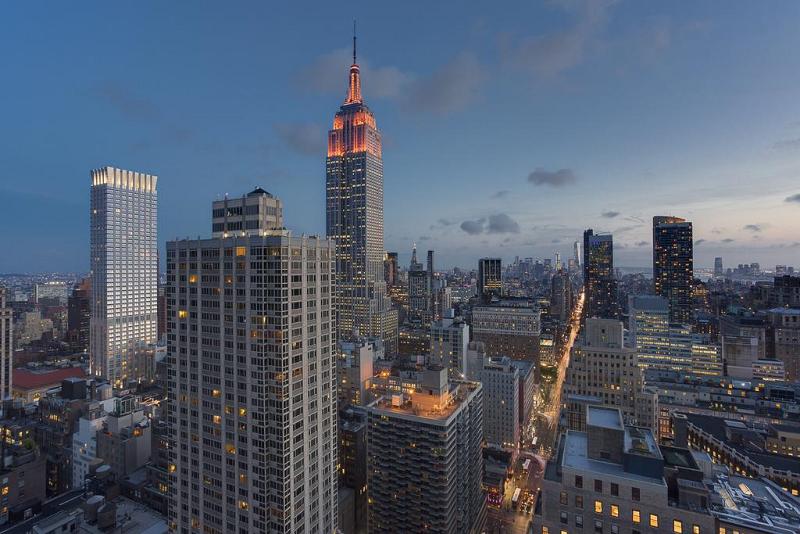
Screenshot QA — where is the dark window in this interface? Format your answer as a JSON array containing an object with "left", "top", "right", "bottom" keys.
[
  {"left": 576, "top": 515, "right": 584, "bottom": 528},
  {"left": 594, "top": 479, "right": 603, "bottom": 492},
  {"left": 594, "top": 519, "right": 603, "bottom": 533},
  {"left": 575, "top": 475, "right": 583, "bottom": 489},
  {"left": 611, "top": 483, "right": 619, "bottom": 496},
  {"left": 561, "top": 512, "right": 568, "bottom": 524},
  {"left": 560, "top": 491, "right": 568, "bottom": 505},
  {"left": 575, "top": 495, "right": 584, "bottom": 509},
  {"left": 632, "top": 487, "right": 640, "bottom": 501}
]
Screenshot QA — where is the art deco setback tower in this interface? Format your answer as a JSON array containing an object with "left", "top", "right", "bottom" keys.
[
  {"left": 326, "top": 35, "right": 397, "bottom": 352},
  {"left": 166, "top": 192, "right": 338, "bottom": 534},
  {"left": 90, "top": 166, "right": 158, "bottom": 387},
  {"left": 653, "top": 216, "right": 693, "bottom": 324}
]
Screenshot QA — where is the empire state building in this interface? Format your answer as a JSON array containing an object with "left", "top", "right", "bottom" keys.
[{"left": 326, "top": 34, "right": 397, "bottom": 353}]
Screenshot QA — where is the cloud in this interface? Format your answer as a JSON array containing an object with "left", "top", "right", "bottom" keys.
[
  {"left": 552, "top": 239, "right": 561, "bottom": 244},
  {"left": 295, "top": 48, "right": 412, "bottom": 99},
  {"left": 601, "top": 210, "right": 620, "bottom": 218},
  {"left": 297, "top": 49, "right": 483, "bottom": 114},
  {"left": 94, "top": 81, "right": 159, "bottom": 120},
  {"left": 635, "top": 241, "right": 648, "bottom": 247},
  {"left": 402, "top": 53, "right": 485, "bottom": 114},
  {"left": 721, "top": 238, "right": 735, "bottom": 243},
  {"left": 460, "top": 219, "right": 485, "bottom": 235},
  {"left": 429, "top": 218, "right": 456, "bottom": 231},
  {"left": 772, "top": 138, "right": 800, "bottom": 151},
  {"left": 613, "top": 224, "right": 643, "bottom": 234},
  {"left": 625, "top": 215, "right": 645, "bottom": 224},
  {"left": 492, "top": 190, "right": 510, "bottom": 199},
  {"left": 695, "top": 239, "right": 706, "bottom": 246},
  {"left": 528, "top": 168, "right": 577, "bottom": 187},
  {"left": 487, "top": 213, "right": 520, "bottom": 234},
  {"left": 785, "top": 193, "right": 800, "bottom": 203},
  {"left": 274, "top": 123, "right": 325, "bottom": 156},
  {"left": 499, "top": 0, "right": 616, "bottom": 77},
  {"left": 418, "top": 235, "right": 431, "bottom": 242},
  {"left": 743, "top": 224, "right": 762, "bottom": 232}
]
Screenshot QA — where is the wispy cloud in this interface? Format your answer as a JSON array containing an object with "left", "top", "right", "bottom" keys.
[
  {"left": 601, "top": 210, "right": 620, "bottom": 218},
  {"left": 528, "top": 168, "right": 577, "bottom": 187},
  {"left": 743, "top": 224, "right": 762, "bottom": 232},
  {"left": 274, "top": 123, "right": 325, "bottom": 156},
  {"left": 721, "top": 238, "right": 735, "bottom": 243},
  {"left": 93, "top": 81, "right": 160, "bottom": 120},
  {"left": 296, "top": 49, "right": 484, "bottom": 114},
  {"left": 772, "top": 138, "right": 800, "bottom": 151},
  {"left": 492, "top": 190, "right": 510, "bottom": 199},
  {"left": 499, "top": 0, "right": 616, "bottom": 78},
  {"left": 695, "top": 239, "right": 706, "bottom": 246},
  {"left": 402, "top": 53, "right": 485, "bottom": 115},
  {"left": 785, "top": 193, "right": 800, "bottom": 203},
  {"left": 459, "top": 213, "right": 520, "bottom": 235}
]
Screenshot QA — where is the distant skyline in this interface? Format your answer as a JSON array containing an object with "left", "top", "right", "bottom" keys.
[{"left": 2, "top": 1, "right": 800, "bottom": 272}]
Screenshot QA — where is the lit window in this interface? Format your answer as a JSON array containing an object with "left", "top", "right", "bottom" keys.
[
  {"left": 674, "top": 520, "right": 683, "bottom": 533},
  {"left": 595, "top": 500, "right": 603, "bottom": 513},
  {"left": 611, "top": 504, "right": 618, "bottom": 517},
  {"left": 650, "top": 514, "right": 659, "bottom": 528},
  {"left": 542, "top": 528, "right": 549, "bottom": 534},
  {"left": 632, "top": 510, "right": 640, "bottom": 523},
  {"left": 239, "top": 407, "right": 247, "bottom": 417},
  {"left": 178, "top": 310, "right": 188, "bottom": 319},
  {"left": 236, "top": 247, "right": 246, "bottom": 257},
  {"left": 693, "top": 526, "right": 700, "bottom": 534}
]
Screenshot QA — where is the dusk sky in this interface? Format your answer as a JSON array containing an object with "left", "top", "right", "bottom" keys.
[{"left": 2, "top": 1, "right": 800, "bottom": 273}]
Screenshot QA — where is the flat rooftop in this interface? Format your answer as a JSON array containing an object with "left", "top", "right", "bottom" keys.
[
  {"left": 710, "top": 475, "right": 800, "bottom": 534},
  {"left": 587, "top": 405, "right": 624, "bottom": 430},
  {"left": 562, "top": 431, "right": 665, "bottom": 485},
  {"left": 368, "top": 381, "right": 480, "bottom": 423}
]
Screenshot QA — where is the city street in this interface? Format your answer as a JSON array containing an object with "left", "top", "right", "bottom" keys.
[{"left": 484, "top": 291, "right": 584, "bottom": 534}]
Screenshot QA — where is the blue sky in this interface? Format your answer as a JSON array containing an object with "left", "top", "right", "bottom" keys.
[{"left": 2, "top": 0, "right": 800, "bottom": 272}]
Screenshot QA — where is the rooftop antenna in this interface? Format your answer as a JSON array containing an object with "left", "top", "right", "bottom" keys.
[{"left": 353, "top": 19, "right": 357, "bottom": 64}]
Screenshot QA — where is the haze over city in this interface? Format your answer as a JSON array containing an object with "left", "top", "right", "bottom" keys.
[{"left": 3, "top": 0, "right": 800, "bottom": 272}]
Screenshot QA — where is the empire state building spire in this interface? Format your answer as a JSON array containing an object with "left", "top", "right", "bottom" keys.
[{"left": 345, "top": 20, "right": 362, "bottom": 104}]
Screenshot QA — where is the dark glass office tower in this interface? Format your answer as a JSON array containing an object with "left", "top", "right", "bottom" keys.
[
  {"left": 478, "top": 258, "right": 502, "bottom": 303},
  {"left": 326, "top": 35, "right": 397, "bottom": 350},
  {"left": 653, "top": 216, "right": 694, "bottom": 324},
  {"left": 583, "top": 229, "right": 618, "bottom": 319}
]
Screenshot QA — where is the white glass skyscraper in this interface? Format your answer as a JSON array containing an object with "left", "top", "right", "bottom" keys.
[{"left": 90, "top": 166, "right": 158, "bottom": 387}]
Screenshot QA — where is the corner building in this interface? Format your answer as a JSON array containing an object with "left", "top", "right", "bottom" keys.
[
  {"left": 365, "top": 369, "right": 485, "bottom": 533},
  {"left": 166, "top": 227, "right": 338, "bottom": 533}
]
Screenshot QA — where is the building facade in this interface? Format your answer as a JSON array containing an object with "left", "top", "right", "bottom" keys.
[
  {"left": 583, "top": 229, "right": 618, "bottom": 320},
  {"left": 478, "top": 258, "right": 502, "bottom": 303},
  {"left": 325, "top": 41, "right": 397, "bottom": 352},
  {"left": 365, "top": 370, "right": 485, "bottom": 533},
  {"left": 430, "top": 311, "right": 469, "bottom": 378},
  {"left": 479, "top": 356, "right": 520, "bottom": 448},
  {"left": 166, "top": 227, "right": 338, "bottom": 534},
  {"left": 472, "top": 301, "right": 541, "bottom": 364},
  {"left": 563, "top": 318, "right": 657, "bottom": 433},
  {"left": 653, "top": 216, "right": 694, "bottom": 324},
  {"left": 90, "top": 166, "right": 158, "bottom": 387},
  {"left": 0, "top": 287, "right": 12, "bottom": 401},
  {"left": 211, "top": 187, "right": 283, "bottom": 237}
]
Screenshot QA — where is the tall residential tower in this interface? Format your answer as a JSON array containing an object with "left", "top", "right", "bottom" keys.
[
  {"left": 167, "top": 191, "right": 338, "bottom": 534},
  {"left": 90, "top": 166, "right": 158, "bottom": 387},
  {"left": 326, "top": 34, "right": 397, "bottom": 352}
]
